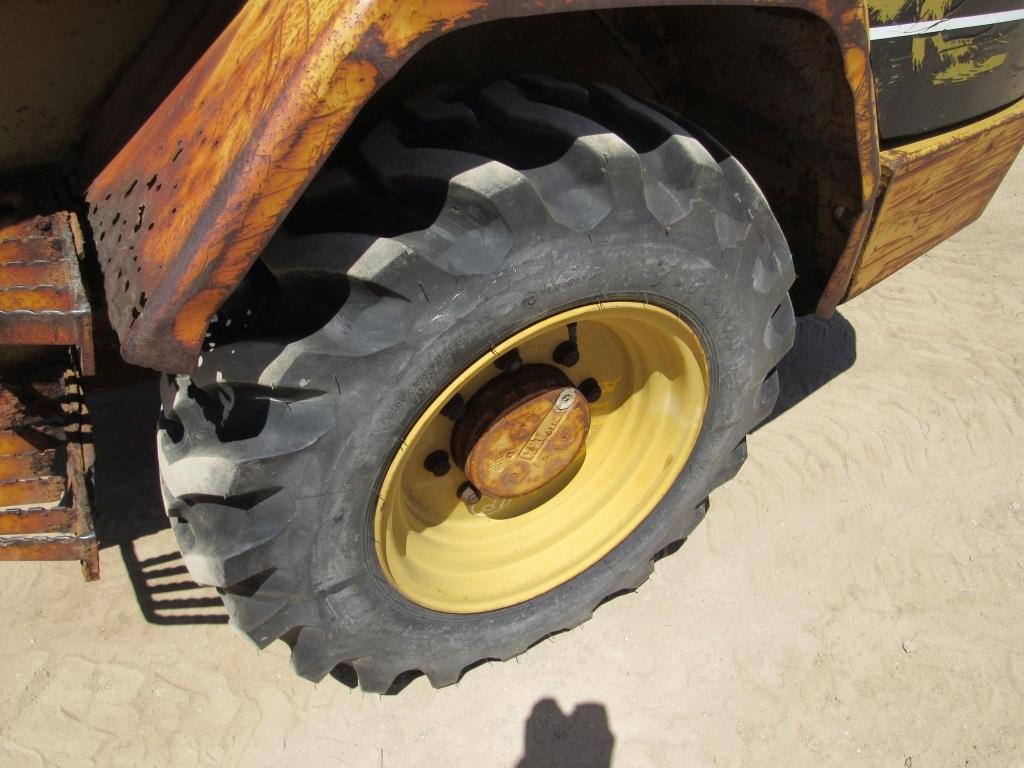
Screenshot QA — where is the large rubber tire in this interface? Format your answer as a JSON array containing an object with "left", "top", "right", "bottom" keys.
[{"left": 158, "top": 75, "right": 796, "bottom": 693}]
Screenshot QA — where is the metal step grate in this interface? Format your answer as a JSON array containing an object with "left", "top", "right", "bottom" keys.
[
  {"left": 0, "top": 210, "right": 98, "bottom": 580},
  {"left": 0, "top": 367, "right": 98, "bottom": 580}
]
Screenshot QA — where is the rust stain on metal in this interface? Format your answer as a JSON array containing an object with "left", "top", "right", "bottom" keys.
[
  {"left": 0, "top": 237, "right": 65, "bottom": 265},
  {"left": 0, "top": 536, "right": 96, "bottom": 572},
  {"left": 0, "top": 506, "right": 77, "bottom": 536},
  {"left": 0, "top": 286, "right": 76, "bottom": 313},
  {"left": 452, "top": 365, "right": 590, "bottom": 499},
  {"left": 377, "top": 0, "right": 487, "bottom": 57},
  {"left": 86, "top": 0, "right": 878, "bottom": 371},
  {"left": 0, "top": 379, "right": 64, "bottom": 428},
  {"left": 0, "top": 476, "right": 65, "bottom": 507},
  {"left": 815, "top": 24, "right": 883, "bottom": 316},
  {"left": 0, "top": 367, "right": 99, "bottom": 580},
  {"left": 0, "top": 429, "right": 60, "bottom": 456},
  {"left": 0, "top": 261, "right": 68, "bottom": 287},
  {"left": 0, "top": 213, "right": 95, "bottom": 374},
  {"left": 0, "top": 449, "right": 57, "bottom": 482}
]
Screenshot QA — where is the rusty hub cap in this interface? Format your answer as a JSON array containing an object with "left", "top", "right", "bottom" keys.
[{"left": 451, "top": 365, "right": 591, "bottom": 499}]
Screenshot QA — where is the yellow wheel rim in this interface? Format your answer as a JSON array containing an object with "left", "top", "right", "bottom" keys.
[{"left": 374, "top": 302, "right": 709, "bottom": 613}]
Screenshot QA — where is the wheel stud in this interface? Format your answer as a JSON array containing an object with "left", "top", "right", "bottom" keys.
[
  {"left": 495, "top": 349, "right": 523, "bottom": 373},
  {"left": 579, "top": 378, "right": 602, "bottom": 403},
  {"left": 441, "top": 394, "right": 466, "bottom": 421},
  {"left": 458, "top": 481, "right": 482, "bottom": 505},
  {"left": 423, "top": 450, "right": 451, "bottom": 477}
]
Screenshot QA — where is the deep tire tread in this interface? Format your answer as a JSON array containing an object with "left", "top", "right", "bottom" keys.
[{"left": 159, "top": 75, "right": 796, "bottom": 693}]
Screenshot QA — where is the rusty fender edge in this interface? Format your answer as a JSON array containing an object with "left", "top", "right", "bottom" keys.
[{"left": 86, "top": 0, "right": 879, "bottom": 373}]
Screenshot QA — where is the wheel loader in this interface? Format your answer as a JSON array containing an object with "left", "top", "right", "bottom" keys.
[{"left": 1, "top": 0, "right": 1022, "bottom": 692}]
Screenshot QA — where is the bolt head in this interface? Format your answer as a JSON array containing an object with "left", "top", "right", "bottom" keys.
[
  {"left": 424, "top": 450, "right": 451, "bottom": 477},
  {"left": 552, "top": 341, "right": 580, "bottom": 367},
  {"left": 578, "top": 378, "right": 602, "bottom": 403},
  {"left": 496, "top": 350, "right": 523, "bottom": 373},
  {"left": 441, "top": 394, "right": 466, "bottom": 421},
  {"left": 458, "top": 482, "right": 481, "bottom": 505}
]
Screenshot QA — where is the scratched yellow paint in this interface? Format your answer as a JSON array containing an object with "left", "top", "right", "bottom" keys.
[
  {"left": 909, "top": 0, "right": 954, "bottom": 69},
  {"left": 908, "top": 0, "right": 954, "bottom": 70},
  {"left": 867, "top": 0, "right": 952, "bottom": 23},
  {"left": 918, "top": 0, "right": 952, "bottom": 21},
  {"left": 868, "top": 0, "right": 912, "bottom": 23},
  {"left": 869, "top": 0, "right": 1007, "bottom": 83},
  {"left": 932, "top": 49, "right": 1008, "bottom": 83},
  {"left": 911, "top": 31, "right": 1009, "bottom": 83}
]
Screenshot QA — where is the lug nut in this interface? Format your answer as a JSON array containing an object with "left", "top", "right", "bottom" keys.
[
  {"left": 441, "top": 394, "right": 466, "bottom": 421},
  {"left": 458, "top": 481, "right": 482, "bottom": 505},
  {"left": 495, "top": 349, "right": 523, "bottom": 373},
  {"left": 553, "top": 323, "right": 580, "bottom": 367},
  {"left": 578, "top": 378, "right": 602, "bottom": 403},
  {"left": 552, "top": 341, "right": 580, "bottom": 367},
  {"left": 424, "top": 450, "right": 451, "bottom": 477}
]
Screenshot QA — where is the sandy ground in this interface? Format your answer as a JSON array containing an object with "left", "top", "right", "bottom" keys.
[{"left": 1, "top": 157, "right": 1022, "bottom": 768}]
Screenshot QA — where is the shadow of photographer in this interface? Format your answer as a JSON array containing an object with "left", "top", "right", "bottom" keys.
[{"left": 517, "top": 698, "right": 614, "bottom": 768}]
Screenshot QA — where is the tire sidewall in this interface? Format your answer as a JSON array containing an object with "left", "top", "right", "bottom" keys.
[{"left": 303, "top": 215, "right": 767, "bottom": 658}]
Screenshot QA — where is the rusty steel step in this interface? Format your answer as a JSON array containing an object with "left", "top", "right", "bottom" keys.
[
  {"left": 0, "top": 213, "right": 94, "bottom": 374},
  {"left": 0, "top": 366, "right": 98, "bottom": 580}
]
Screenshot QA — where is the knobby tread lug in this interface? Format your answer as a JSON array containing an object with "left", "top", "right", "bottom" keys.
[
  {"left": 421, "top": 664, "right": 465, "bottom": 690},
  {"left": 360, "top": 122, "right": 495, "bottom": 202},
  {"left": 299, "top": 166, "right": 364, "bottom": 211},
  {"left": 170, "top": 490, "right": 291, "bottom": 580},
  {"left": 241, "top": 599, "right": 329, "bottom": 651},
  {"left": 652, "top": 500, "right": 708, "bottom": 561},
  {"left": 586, "top": 84, "right": 724, "bottom": 228},
  {"left": 390, "top": 163, "right": 551, "bottom": 277},
  {"left": 161, "top": 397, "right": 334, "bottom": 474},
  {"left": 290, "top": 627, "right": 341, "bottom": 682},
  {"left": 764, "top": 297, "right": 798, "bottom": 353},
  {"left": 712, "top": 440, "right": 749, "bottom": 488},
  {"left": 478, "top": 80, "right": 613, "bottom": 145},
  {"left": 358, "top": 123, "right": 556, "bottom": 274},
  {"left": 477, "top": 81, "right": 647, "bottom": 229},
  {"left": 226, "top": 571, "right": 317, "bottom": 644},
  {"left": 261, "top": 231, "right": 384, "bottom": 284},
  {"left": 445, "top": 161, "right": 556, "bottom": 233},
  {"left": 400, "top": 85, "right": 481, "bottom": 142},
  {"left": 512, "top": 73, "right": 593, "bottom": 115},
  {"left": 220, "top": 568, "right": 276, "bottom": 598}
]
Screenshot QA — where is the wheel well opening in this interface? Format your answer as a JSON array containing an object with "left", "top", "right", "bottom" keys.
[{"left": 331, "top": 5, "right": 861, "bottom": 315}]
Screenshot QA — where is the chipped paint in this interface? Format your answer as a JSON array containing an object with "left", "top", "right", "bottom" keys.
[
  {"left": 378, "top": 0, "right": 487, "bottom": 58},
  {"left": 849, "top": 96, "right": 1024, "bottom": 297}
]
